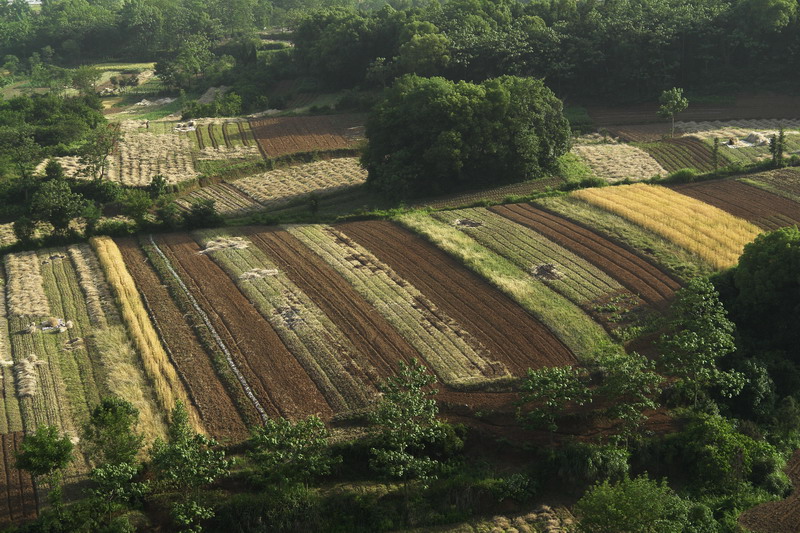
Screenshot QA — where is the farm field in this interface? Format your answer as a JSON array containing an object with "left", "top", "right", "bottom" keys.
[
  {"left": 572, "top": 142, "right": 666, "bottom": 182},
  {"left": 739, "top": 449, "right": 800, "bottom": 533},
  {"left": 636, "top": 137, "right": 719, "bottom": 172},
  {"left": 177, "top": 158, "right": 368, "bottom": 216},
  {"left": 191, "top": 120, "right": 260, "bottom": 160},
  {"left": 673, "top": 179, "right": 800, "bottom": 230},
  {"left": 740, "top": 167, "right": 800, "bottom": 203},
  {"left": 413, "top": 176, "right": 564, "bottom": 209},
  {"left": 249, "top": 114, "right": 365, "bottom": 158},
  {"left": 0, "top": 433, "right": 38, "bottom": 526},
  {"left": 571, "top": 184, "right": 762, "bottom": 270}
]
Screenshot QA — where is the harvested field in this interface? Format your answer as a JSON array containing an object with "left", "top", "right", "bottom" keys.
[
  {"left": 740, "top": 167, "right": 800, "bottom": 203},
  {"left": 243, "top": 227, "right": 421, "bottom": 381},
  {"left": 116, "top": 238, "right": 248, "bottom": 442},
  {"left": 490, "top": 204, "right": 680, "bottom": 308},
  {"left": 588, "top": 93, "right": 800, "bottom": 126},
  {"left": 154, "top": 233, "right": 332, "bottom": 420},
  {"left": 572, "top": 184, "right": 762, "bottom": 270},
  {"left": 677, "top": 119, "right": 800, "bottom": 137},
  {"left": 0, "top": 432, "right": 38, "bottom": 526},
  {"left": 413, "top": 177, "right": 564, "bottom": 209},
  {"left": 608, "top": 123, "right": 671, "bottom": 142},
  {"left": 288, "top": 224, "right": 510, "bottom": 388},
  {"left": 636, "top": 137, "right": 718, "bottom": 172},
  {"left": 0, "top": 268, "right": 22, "bottom": 436},
  {"left": 572, "top": 143, "right": 666, "bottom": 182},
  {"left": 177, "top": 183, "right": 263, "bottom": 217},
  {"left": 195, "top": 229, "right": 376, "bottom": 412},
  {"left": 249, "top": 114, "right": 365, "bottom": 158},
  {"left": 673, "top": 179, "right": 800, "bottom": 230},
  {"left": 4, "top": 252, "right": 49, "bottom": 318},
  {"left": 739, "top": 449, "right": 800, "bottom": 533},
  {"left": 338, "top": 220, "right": 577, "bottom": 374},
  {"left": 193, "top": 120, "right": 261, "bottom": 160}
]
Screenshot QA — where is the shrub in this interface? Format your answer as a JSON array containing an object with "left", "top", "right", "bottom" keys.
[
  {"left": 667, "top": 168, "right": 698, "bottom": 183},
  {"left": 183, "top": 199, "right": 224, "bottom": 229}
]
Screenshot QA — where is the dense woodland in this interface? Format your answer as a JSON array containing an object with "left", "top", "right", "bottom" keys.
[{"left": 0, "top": 1, "right": 799, "bottom": 532}]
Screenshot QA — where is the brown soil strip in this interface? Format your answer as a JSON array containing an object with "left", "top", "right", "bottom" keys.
[
  {"left": 195, "top": 128, "right": 205, "bottom": 150},
  {"left": 116, "top": 238, "right": 249, "bottom": 442},
  {"left": 244, "top": 227, "right": 421, "bottom": 381},
  {"left": 490, "top": 204, "right": 680, "bottom": 308},
  {"left": 207, "top": 124, "right": 219, "bottom": 150},
  {"left": 339, "top": 221, "right": 575, "bottom": 374},
  {"left": 249, "top": 114, "right": 365, "bottom": 158},
  {"left": 12, "top": 433, "right": 36, "bottom": 522},
  {"left": 0, "top": 433, "right": 37, "bottom": 526},
  {"left": 221, "top": 123, "right": 233, "bottom": 149},
  {"left": 156, "top": 233, "right": 333, "bottom": 420},
  {"left": 237, "top": 121, "right": 251, "bottom": 146},
  {"left": 674, "top": 179, "right": 800, "bottom": 230},
  {"left": 739, "top": 449, "right": 800, "bottom": 532}
]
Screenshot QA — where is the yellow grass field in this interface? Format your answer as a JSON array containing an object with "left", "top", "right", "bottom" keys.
[{"left": 572, "top": 184, "right": 762, "bottom": 269}]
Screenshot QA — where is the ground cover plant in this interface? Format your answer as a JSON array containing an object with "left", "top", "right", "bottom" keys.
[
  {"left": 430, "top": 208, "right": 643, "bottom": 335},
  {"left": 287, "top": 224, "right": 514, "bottom": 388},
  {"left": 392, "top": 213, "right": 608, "bottom": 358},
  {"left": 673, "top": 179, "right": 800, "bottom": 230},
  {"left": 572, "top": 142, "right": 666, "bottom": 182},
  {"left": 740, "top": 167, "right": 800, "bottom": 203},
  {"left": 249, "top": 114, "right": 365, "bottom": 158},
  {"left": 571, "top": 184, "right": 762, "bottom": 270},
  {"left": 194, "top": 229, "right": 378, "bottom": 413}
]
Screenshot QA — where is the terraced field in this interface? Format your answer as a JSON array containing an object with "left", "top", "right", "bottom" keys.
[
  {"left": 740, "top": 167, "right": 800, "bottom": 203},
  {"left": 249, "top": 114, "right": 365, "bottom": 158},
  {"left": 636, "top": 137, "right": 719, "bottom": 172}
]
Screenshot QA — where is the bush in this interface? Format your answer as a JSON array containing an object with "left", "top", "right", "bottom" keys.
[
  {"left": 666, "top": 168, "right": 698, "bottom": 183},
  {"left": 548, "top": 442, "right": 630, "bottom": 487},
  {"left": 183, "top": 199, "right": 224, "bottom": 229}
]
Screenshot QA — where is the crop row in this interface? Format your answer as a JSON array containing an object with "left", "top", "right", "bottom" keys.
[
  {"left": 195, "top": 230, "right": 375, "bottom": 412},
  {"left": 572, "top": 184, "right": 761, "bottom": 270},
  {"left": 740, "top": 168, "right": 800, "bottom": 203},
  {"left": 0, "top": 266, "right": 22, "bottom": 435},
  {"left": 4, "top": 252, "right": 49, "bottom": 318},
  {"left": 288, "top": 224, "right": 508, "bottom": 388},
  {"left": 572, "top": 142, "right": 666, "bottom": 182},
  {"left": 636, "top": 138, "right": 717, "bottom": 172}
]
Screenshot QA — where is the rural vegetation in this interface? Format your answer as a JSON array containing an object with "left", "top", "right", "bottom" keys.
[{"left": 0, "top": 0, "right": 800, "bottom": 531}]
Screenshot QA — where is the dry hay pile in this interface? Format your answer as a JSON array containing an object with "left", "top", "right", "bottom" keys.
[
  {"left": 678, "top": 119, "right": 800, "bottom": 140},
  {"left": 14, "top": 354, "right": 45, "bottom": 397},
  {"left": 239, "top": 268, "right": 280, "bottom": 280},
  {"left": 572, "top": 143, "right": 666, "bottom": 182},
  {"left": 474, "top": 506, "right": 575, "bottom": 533},
  {"left": 199, "top": 237, "right": 249, "bottom": 254},
  {"left": 4, "top": 251, "right": 50, "bottom": 317},
  {"left": 233, "top": 158, "right": 367, "bottom": 208},
  {"left": 0, "top": 223, "right": 16, "bottom": 248}
]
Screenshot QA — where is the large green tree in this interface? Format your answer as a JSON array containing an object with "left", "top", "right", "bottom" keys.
[{"left": 362, "top": 74, "right": 571, "bottom": 199}]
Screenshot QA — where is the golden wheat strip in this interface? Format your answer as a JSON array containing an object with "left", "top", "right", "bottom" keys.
[
  {"left": 573, "top": 144, "right": 666, "bottom": 182},
  {"left": 573, "top": 184, "right": 762, "bottom": 270},
  {"left": 91, "top": 236, "right": 203, "bottom": 433},
  {"left": 4, "top": 251, "right": 50, "bottom": 317},
  {"left": 68, "top": 244, "right": 120, "bottom": 328}
]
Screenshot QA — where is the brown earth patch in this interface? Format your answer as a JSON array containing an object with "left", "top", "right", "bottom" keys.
[
  {"left": 156, "top": 233, "right": 333, "bottom": 420},
  {"left": 490, "top": 204, "right": 681, "bottom": 308},
  {"left": 0, "top": 432, "right": 37, "bottom": 526},
  {"left": 338, "top": 220, "right": 575, "bottom": 374},
  {"left": 249, "top": 114, "right": 365, "bottom": 158},
  {"left": 673, "top": 179, "right": 800, "bottom": 230},
  {"left": 116, "top": 237, "right": 249, "bottom": 442},
  {"left": 739, "top": 449, "right": 800, "bottom": 533}
]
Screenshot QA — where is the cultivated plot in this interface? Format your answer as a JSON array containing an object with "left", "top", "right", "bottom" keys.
[
  {"left": 740, "top": 167, "right": 800, "bottom": 203},
  {"left": 249, "top": 114, "right": 365, "bottom": 158},
  {"left": 572, "top": 143, "right": 666, "bottom": 182}
]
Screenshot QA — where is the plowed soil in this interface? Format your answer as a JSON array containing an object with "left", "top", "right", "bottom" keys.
[
  {"left": 249, "top": 114, "right": 365, "bottom": 158},
  {"left": 673, "top": 179, "right": 800, "bottom": 230},
  {"left": 0, "top": 432, "right": 37, "bottom": 526},
  {"left": 156, "top": 233, "right": 333, "bottom": 420},
  {"left": 243, "top": 227, "right": 421, "bottom": 381},
  {"left": 639, "top": 137, "right": 717, "bottom": 172},
  {"left": 338, "top": 221, "right": 575, "bottom": 374},
  {"left": 589, "top": 93, "right": 800, "bottom": 126},
  {"left": 739, "top": 449, "right": 800, "bottom": 532},
  {"left": 116, "top": 238, "right": 250, "bottom": 441},
  {"left": 490, "top": 204, "right": 680, "bottom": 309}
]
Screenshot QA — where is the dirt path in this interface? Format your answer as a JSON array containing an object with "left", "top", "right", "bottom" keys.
[
  {"left": 157, "top": 233, "right": 333, "bottom": 421},
  {"left": 339, "top": 221, "right": 575, "bottom": 374},
  {"left": 673, "top": 179, "right": 800, "bottom": 230},
  {"left": 490, "top": 204, "right": 680, "bottom": 308},
  {"left": 116, "top": 238, "right": 250, "bottom": 441}
]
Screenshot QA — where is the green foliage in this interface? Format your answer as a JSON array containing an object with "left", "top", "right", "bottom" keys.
[
  {"left": 121, "top": 189, "right": 153, "bottom": 225},
  {"left": 248, "top": 416, "right": 340, "bottom": 487},
  {"left": 184, "top": 199, "right": 224, "bottom": 229},
  {"left": 550, "top": 442, "right": 630, "bottom": 486},
  {"left": 369, "top": 359, "right": 449, "bottom": 485},
  {"left": 12, "top": 215, "right": 36, "bottom": 245},
  {"left": 78, "top": 125, "right": 120, "bottom": 181},
  {"left": 83, "top": 397, "right": 144, "bottom": 466},
  {"left": 362, "top": 74, "right": 570, "bottom": 199},
  {"left": 659, "top": 278, "right": 744, "bottom": 406},
  {"left": 16, "top": 425, "right": 73, "bottom": 478},
  {"left": 574, "top": 475, "right": 693, "bottom": 533},
  {"left": 30, "top": 178, "right": 86, "bottom": 235},
  {"left": 658, "top": 88, "right": 688, "bottom": 137},
  {"left": 517, "top": 366, "right": 591, "bottom": 431},
  {"left": 86, "top": 462, "right": 149, "bottom": 525},
  {"left": 44, "top": 160, "right": 65, "bottom": 181},
  {"left": 181, "top": 92, "right": 243, "bottom": 119},
  {"left": 148, "top": 174, "right": 168, "bottom": 199}
]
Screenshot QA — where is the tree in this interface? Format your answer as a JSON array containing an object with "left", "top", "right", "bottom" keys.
[
  {"left": 362, "top": 74, "right": 571, "bottom": 199},
  {"left": 712, "top": 137, "right": 720, "bottom": 171},
  {"left": 517, "top": 365, "right": 591, "bottom": 432},
  {"left": 148, "top": 174, "right": 168, "bottom": 199},
  {"left": 12, "top": 216, "right": 36, "bottom": 245},
  {"left": 769, "top": 126, "right": 786, "bottom": 167},
  {"left": 0, "top": 128, "right": 41, "bottom": 201},
  {"left": 151, "top": 402, "right": 232, "bottom": 532},
  {"left": 44, "top": 159, "right": 65, "bottom": 181},
  {"left": 71, "top": 65, "right": 102, "bottom": 96},
  {"left": 16, "top": 426, "right": 74, "bottom": 512},
  {"left": 122, "top": 189, "right": 153, "bottom": 226},
  {"left": 83, "top": 397, "right": 144, "bottom": 466},
  {"left": 657, "top": 87, "right": 688, "bottom": 138},
  {"left": 574, "top": 475, "right": 693, "bottom": 533},
  {"left": 659, "top": 278, "right": 744, "bottom": 406},
  {"left": 369, "top": 359, "right": 448, "bottom": 486},
  {"left": 79, "top": 126, "right": 120, "bottom": 181},
  {"left": 248, "top": 416, "right": 340, "bottom": 488},
  {"left": 30, "top": 179, "right": 86, "bottom": 236},
  {"left": 183, "top": 199, "right": 223, "bottom": 229}
]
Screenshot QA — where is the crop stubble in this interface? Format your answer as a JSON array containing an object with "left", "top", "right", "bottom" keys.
[
  {"left": 155, "top": 233, "right": 333, "bottom": 420},
  {"left": 338, "top": 221, "right": 575, "bottom": 374},
  {"left": 116, "top": 238, "right": 248, "bottom": 441},
  {"left": 490, "top": 204, "right": 680, "bottom": 308}
]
